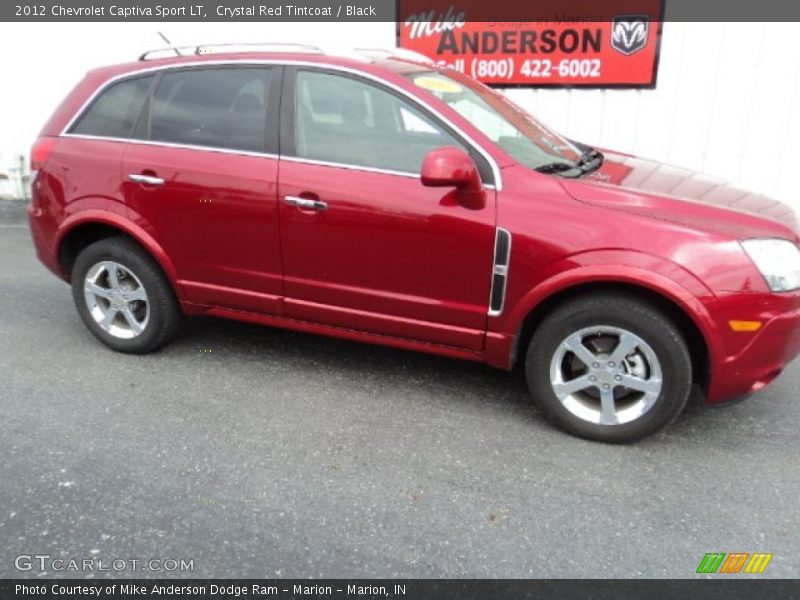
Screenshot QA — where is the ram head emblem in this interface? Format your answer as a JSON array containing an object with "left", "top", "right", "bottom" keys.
[{"left": 611, "top": 16, "right": 650, "bottom": 55}]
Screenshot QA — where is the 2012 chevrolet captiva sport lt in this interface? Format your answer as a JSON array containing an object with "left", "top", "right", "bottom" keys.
[{"left": 28, "top": 44, "right": 800, "bottom": 442}]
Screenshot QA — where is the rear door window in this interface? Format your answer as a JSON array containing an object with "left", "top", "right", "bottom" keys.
[
  {"left": 70, "top": 75, "right": 154, "bottom": 139},
  {"left": 146, "top": 67, "right": 272, "bottom": 153}
]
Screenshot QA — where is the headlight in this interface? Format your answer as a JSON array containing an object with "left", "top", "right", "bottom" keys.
[{"left": 741, "top": 238, "right": 800, "bottom": 292}]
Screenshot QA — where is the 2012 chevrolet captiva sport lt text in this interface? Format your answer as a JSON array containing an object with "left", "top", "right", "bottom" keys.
[{"left": 28, "top": 44, "right": 800, "bottom": 442}]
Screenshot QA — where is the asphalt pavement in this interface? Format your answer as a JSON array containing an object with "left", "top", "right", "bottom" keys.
[{"left": 1, "top": 198, "right": 798, "bottom": 578}]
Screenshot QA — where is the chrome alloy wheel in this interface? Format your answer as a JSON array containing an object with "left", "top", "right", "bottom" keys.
[
  {"left": 83, "top": 261, "right": 149, "bottom": 339},
  {"left": 549, "top": 326, "right": 663, "bottom": 426}
]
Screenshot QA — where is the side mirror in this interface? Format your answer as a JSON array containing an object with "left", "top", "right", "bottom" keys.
[{"left": 421, "top": 146, "right": 483, "bottom": 193}]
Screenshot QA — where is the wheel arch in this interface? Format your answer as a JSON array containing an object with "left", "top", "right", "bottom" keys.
[
  {"left": 55, "top": 211, "right": 182, "bottom": 297},
  {"left": 510, "top": 280, "right": 713, "bottom": 394}
]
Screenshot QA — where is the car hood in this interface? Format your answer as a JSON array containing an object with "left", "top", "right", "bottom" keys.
[{"left": 559, "top": 152, "right": 800, "bottom": 241}]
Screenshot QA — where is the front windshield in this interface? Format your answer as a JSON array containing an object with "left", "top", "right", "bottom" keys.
[{"left": 406, "top": 70, "right": 582, "bottom": 171}]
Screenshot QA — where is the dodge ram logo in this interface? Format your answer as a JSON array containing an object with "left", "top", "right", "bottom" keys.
[{"left": 611, "top": 15, "right": 649, "bottom": 56}]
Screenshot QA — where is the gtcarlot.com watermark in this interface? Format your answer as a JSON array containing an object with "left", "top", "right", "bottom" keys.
[{"left": 14, "top": 553, "right": 194, "bottom": 573}]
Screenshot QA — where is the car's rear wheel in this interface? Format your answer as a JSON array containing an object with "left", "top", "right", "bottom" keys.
[
  {"left": 525, "top": 293, "right": 692, "bottom": 443},
  {"left": 71, "top": 237, "right": 181, "bottom": 353}
]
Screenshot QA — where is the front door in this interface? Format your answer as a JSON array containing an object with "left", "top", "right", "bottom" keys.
[
  {"left": 122, "top": 65, "right": 283, "bottom": 313},
  {"left": 278, "top": 68, "right": 496, "bottom": 350}
]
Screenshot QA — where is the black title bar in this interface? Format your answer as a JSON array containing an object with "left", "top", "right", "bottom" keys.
[
  {"left": 3, "top": 0, "right": 800, "bottom": 22},
  {"left": 3, "top": 579, "right": 800, "bottom": 600}
]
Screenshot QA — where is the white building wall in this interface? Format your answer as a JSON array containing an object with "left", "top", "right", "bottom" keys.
[{"left": 1, "top": 21, "right": 799, "bottom": 209}]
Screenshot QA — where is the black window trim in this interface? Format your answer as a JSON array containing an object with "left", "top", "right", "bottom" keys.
[
  {"left": 63, "top": 63, "right": 283, "bottom": 158},
  {"left": 59, "top": 60, "right": 502, "bottom": 189}
]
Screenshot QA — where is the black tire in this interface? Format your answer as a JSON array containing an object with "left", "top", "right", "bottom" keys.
[
  {"left": 525, "top": 293, "right": 692, "bottom": 443},
  {"left": 71, "top": 237, "right": 181, "bottom": 354}
]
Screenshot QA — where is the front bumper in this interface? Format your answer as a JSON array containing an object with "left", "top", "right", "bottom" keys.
[{"left": 708, "top": 293, "right": 800, "bottom": 403}]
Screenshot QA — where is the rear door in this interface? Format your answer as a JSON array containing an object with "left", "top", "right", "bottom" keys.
[
  {"left": 277, "top": 67, "right": 497, "bottom": 350},
  {"left": 60, "top": 74, "right": 156, "bottom": 228},
  {"left": 122, "top": 65, "right": 284, "bottom": 313}
]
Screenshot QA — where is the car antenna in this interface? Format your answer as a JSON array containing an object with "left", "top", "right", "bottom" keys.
[{"left": 157, "top": 31, "right": 181, "bottom": 57}]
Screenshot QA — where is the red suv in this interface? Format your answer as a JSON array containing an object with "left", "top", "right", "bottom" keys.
[{"left": 28, "top": 44, "right": 800, "bottom": 442}]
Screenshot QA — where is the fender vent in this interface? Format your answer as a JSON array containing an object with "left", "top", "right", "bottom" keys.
[{"left": 489, "top": 228, "right": 511, "bottom": 316}]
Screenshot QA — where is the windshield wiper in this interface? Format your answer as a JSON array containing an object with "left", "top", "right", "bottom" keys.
[
  {"left": 534, "top": 162, "right": 581, "bottom": 176},
  {"left": 576, "top": 148, "right": 604, "bottom": 174},
  {"left": 535, "top": 147, "right": 604, "bottom": 177}
]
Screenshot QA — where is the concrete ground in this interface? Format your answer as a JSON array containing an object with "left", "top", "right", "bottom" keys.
[{"left": 1, "top": 198, "right": 798, "bottom": 578}]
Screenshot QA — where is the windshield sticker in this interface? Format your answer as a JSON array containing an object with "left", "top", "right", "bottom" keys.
[{"left": 413, "top": 76, "right": 463, "bottom": 94}]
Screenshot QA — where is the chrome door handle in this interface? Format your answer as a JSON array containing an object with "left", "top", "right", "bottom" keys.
[
  {"left": 284, "top": 195, "right": 327, "bottom": 211},
  {"left": 129, "top": 173, "right": 165, "bottom": 186}
]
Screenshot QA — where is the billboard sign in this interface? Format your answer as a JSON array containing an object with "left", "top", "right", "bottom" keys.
[{"left": 397, "top": 2, "right": 664, "bottom": 88}]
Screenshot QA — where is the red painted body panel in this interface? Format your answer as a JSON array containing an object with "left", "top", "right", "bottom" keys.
[
  {"left": 582, "top": 152, "right": 800, "bottom": 239},
  {"left": 122, "top": 143, "right": 283, "bottom": 314},
  {"left": 708, "top": 291, "right": 800, "bottom": 399},
  {"left": 203, "top": 306, "right": 484, "bottom": 364},
  {"left": 278, "top": 160, "right": 495, "bottom": 350},
  {"left": 27, "top": 51, "right": 800, "bottom": 410}
]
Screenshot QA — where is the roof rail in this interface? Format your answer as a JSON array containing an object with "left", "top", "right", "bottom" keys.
[
  {"left": 354, "top": 47, "right": 435, "bottom": 65},
  {"left": 139, "top": 42, "right": 324, "bottom": 61}
]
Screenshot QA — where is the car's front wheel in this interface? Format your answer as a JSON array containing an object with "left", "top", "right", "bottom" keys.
[
  {"left": 71, "top": 237, "right": 181, "bottom": 353},
  {"left": 525, "top": 293, "right": 693, "bottom": 443}
]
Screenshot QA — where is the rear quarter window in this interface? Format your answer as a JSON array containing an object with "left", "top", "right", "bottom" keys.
[{"left": 69, "top": 75, "right": 154, "bottom": 138}]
